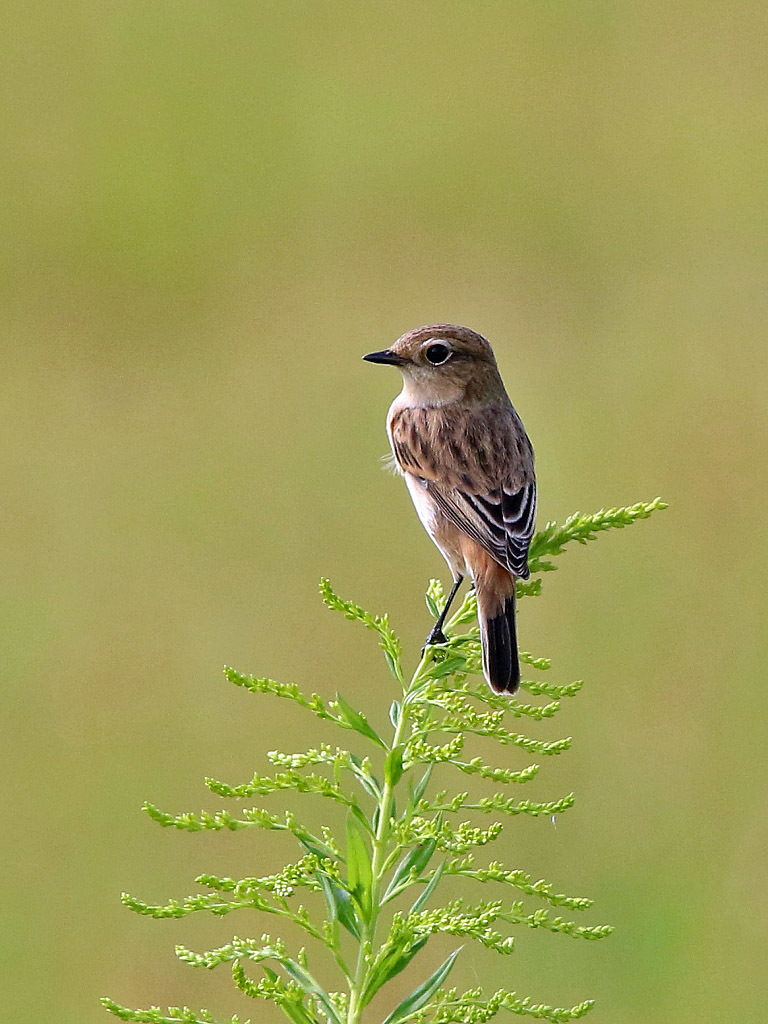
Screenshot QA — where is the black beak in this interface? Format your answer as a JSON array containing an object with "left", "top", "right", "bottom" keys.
[{"left": 363, "top": 349, "right": 406, "bottom": 366}]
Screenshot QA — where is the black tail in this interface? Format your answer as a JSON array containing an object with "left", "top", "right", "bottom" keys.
[{"left": 479, "top": 595, "right": 520, "bottom": 694}]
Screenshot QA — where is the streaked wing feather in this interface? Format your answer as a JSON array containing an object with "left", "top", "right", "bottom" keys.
[
  {"left": 389, "top": 403, "right": 536, "bottom": 578},
  {"left": 502, "top": 482, "right": 537, "bottom": 578},
  {"left": 430, "top": 480, "right": 536, "bottom": 579},
  {"left": 427, "top": 483, "right": 507, "bottom": 564}
]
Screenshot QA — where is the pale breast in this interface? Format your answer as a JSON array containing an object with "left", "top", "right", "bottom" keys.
[
  {"left": 404, "top": 472, "right": 438, "bottom": 535},
  {"left": 403, "top": 472, "right": 467, "bottom": 577}
]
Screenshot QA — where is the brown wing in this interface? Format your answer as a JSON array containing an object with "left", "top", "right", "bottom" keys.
[{"left": 389, "top": 403, "right": 536, "bottom": 579}]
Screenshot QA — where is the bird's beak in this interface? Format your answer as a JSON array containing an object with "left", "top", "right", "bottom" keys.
[{"left": 363, "top": 349, "right": 406, "bottom": 366}]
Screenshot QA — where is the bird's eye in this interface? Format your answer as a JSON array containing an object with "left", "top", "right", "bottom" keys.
[{"left": 425, "top": 343, "right": 451, "bottom": 365}]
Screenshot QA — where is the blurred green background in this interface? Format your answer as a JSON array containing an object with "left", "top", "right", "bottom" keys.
[{"left": 3, "top": 2, "right": 767, "bottom": 1021}]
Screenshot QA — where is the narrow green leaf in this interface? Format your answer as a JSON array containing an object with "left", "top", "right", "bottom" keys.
[
  {"left": 349, "top": 753, "right": 382, "bottom": 799},
  {"left": 428, "top": 652, "right": 469, "bottom": 678},
  {"left": 409, "top": 861, "right": 445, "bottom": 915},
  {"left": 384, "top": 838, "right": 437, "bottom": 902},
  {"left": 385, "top": 745, "right": 405, "bottom": 787},
  {"left": 389, "top": 700, "right": 401, "bottom": 729},
  {"left": 335, "top": 694, "right": 387, "bottom": 749},
  {"left": 279, "top": 1000, "right": 319, "bottom": 1024},
  {"left": 382, "top": 648, "right": 401, "bottom": 680},
  {"left": 281, "top": 959, "right": 344, "bottom": 1024},
  {"left": 350, "top": 801, "right": 374, "bottom": 835},
  {"left": 256, "top": 968, "right": 318, "bottom": 1024},
  {"left": 380, "top": 948, "right": 461, "bottom": 1024},
  {"left": 315, "top": 867, "right": 360, "bottom": 940},
  {"left": 410, "top": 766, "right": 432, "bottom": 807},
  {"left": 346, "top": 814, "right": 373, "bottom": 919},
  {"left": 361, "top": 936, "right": 429, "bottom": 1007}
]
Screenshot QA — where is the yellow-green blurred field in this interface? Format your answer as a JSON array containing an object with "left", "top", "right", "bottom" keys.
[{"left": 3, "top": 3, "right": 768, "bottom": 1021}]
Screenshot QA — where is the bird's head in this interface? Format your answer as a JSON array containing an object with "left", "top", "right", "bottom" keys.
[{"left": 363, "top": 324, "right": 504, "bottom": 406}]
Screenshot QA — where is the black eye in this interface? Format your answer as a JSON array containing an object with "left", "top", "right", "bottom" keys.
[{"left": 425, "top": 343, "right": 451, "bottom": 365}]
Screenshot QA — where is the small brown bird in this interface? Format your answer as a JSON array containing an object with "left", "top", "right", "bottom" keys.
[{"left": 364, "top": 324, "right": 536, "bottom": 693}]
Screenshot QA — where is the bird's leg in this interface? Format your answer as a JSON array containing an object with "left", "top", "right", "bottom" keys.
[{"left": 424, "top": 574, "right": 464, "bottom": 648}]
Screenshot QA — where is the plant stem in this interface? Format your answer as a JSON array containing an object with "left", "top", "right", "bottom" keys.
[{"left": 345, "top": 650, "right": 431, "bottom": 1024}]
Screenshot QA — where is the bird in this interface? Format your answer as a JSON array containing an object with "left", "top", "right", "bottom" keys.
[{"left": 363, "top": 324, "right": 536, "bottom": 693}]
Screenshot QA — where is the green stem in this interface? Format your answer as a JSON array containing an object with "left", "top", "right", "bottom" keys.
[{"left": 345, "top": 649, "right": 432, "bottom": 1024}]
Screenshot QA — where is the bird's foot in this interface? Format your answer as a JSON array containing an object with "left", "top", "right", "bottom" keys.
[{"left": 423, "top": 626, "right": 448, "bottom": 654}]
